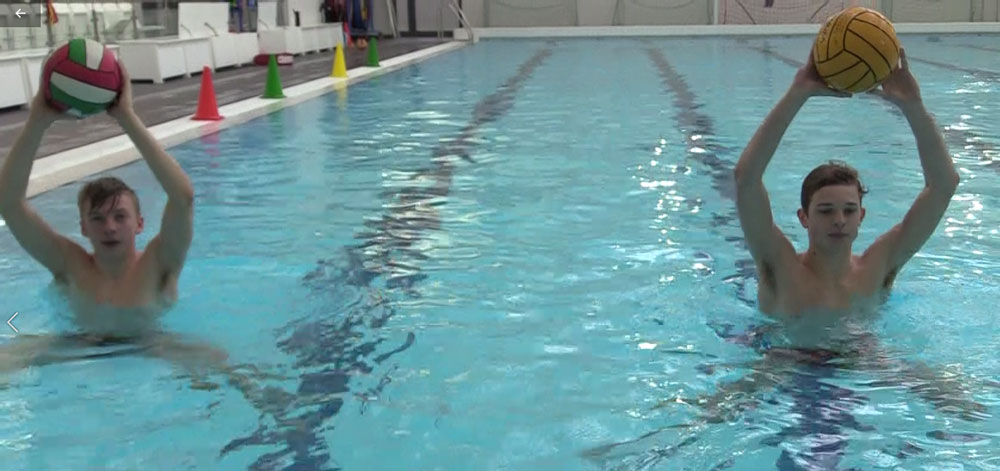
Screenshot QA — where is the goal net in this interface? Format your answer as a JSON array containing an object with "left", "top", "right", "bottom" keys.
[
  {"left": 480, "top": 0, "right": 997, "bottom": 27},
  {"left": 718, "top": 0, "right": 879, "bottom": 24}
]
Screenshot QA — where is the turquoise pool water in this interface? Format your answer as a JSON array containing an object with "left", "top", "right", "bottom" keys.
[{"left": 1, "top": 35, "right": 998, "bottom": 470}]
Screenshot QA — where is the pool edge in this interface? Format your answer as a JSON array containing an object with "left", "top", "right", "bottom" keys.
[{"left": 25, "top": 41, "right": 469, "bottom": 199}]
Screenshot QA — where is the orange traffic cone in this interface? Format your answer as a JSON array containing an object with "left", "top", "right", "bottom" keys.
[{"left": 192, "top": 66, "right": 223, "bottom": 121}]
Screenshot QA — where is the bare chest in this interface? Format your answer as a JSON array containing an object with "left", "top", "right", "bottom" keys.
[
  {"left": 758, "top": 259, "right": 890, "bottom": 316},
  {"left": 69, "top": 266, "right": 174, "bottom": 307},
  {"left": 60, "top": 256, "right": 178, "bottom": 336}
]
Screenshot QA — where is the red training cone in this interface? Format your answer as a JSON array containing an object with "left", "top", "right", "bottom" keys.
[{"left": 192, "top": 66, "right": 223, "bottom": 121}]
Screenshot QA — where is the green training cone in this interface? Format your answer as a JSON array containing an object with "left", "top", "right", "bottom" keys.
[
  {"left": 366, "top": 38, "right": 380, "bottom": 67},
  {"left": 262, "top": 54, "right": 285, "bottom": 99}
]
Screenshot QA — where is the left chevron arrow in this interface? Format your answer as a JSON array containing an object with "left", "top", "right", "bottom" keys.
[{"left": 7, "top": 312, "right": 19, "bottom": 333}]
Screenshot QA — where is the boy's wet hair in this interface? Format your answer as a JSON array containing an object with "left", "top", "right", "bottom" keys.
[
  {"left": 77, "top": 177, "right": 140, "bottom": 216},
  {"left": 801, "top": 160, "right": 868, "bottom": 211}
]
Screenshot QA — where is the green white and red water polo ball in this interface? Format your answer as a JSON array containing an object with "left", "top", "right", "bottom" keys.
[{"left": 42, "top": 38, "right": 123, "bottom": 118}]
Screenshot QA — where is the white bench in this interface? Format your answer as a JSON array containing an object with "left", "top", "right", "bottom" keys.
[
  {"left": 255, "top": 1, "right": 342, "bottom": 55},
  {"left": 178, "top": 2, "right": 257, "bottom": 69},
  {"left": 116, "top": 36, "right": 212, "bottom": 83},
  {"left": 119, "top": 2, "right": 278, "bottom": 82},
  {"left": 0, "top": 51, "right": 33, "bottom": 109},
  {"left": 258, "top": 22, "right": 342, "bottom": 54}
]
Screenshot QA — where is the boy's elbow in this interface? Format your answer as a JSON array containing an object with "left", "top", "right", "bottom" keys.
[
  {"left": 733, "top": 166, "right": 759, "bottom": 190},
  {"left": 733, "top": 166, "right": 745, "bottom": 185},
  {"left": 180, "top": 189, "right": 195, "bottom": 207},
  {"left": 179, "top": 175, "right": 196, "bottom": 206},
  {"left": 933, "top": 170, "right": 960, "bottom": 193},
  {"left": 173, "top": 185, "right": 195, "bottom": 207},
  {"left": 0, "top": 195, "right": 22, "bottom": 216}
]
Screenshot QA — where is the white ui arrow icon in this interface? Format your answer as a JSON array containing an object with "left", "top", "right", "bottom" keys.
[
  {"left": 7, "top": 312, "right": 18, "bottom": 333},
  {"left": 15, "top": 8, "right": 25, "bottom": 18}
]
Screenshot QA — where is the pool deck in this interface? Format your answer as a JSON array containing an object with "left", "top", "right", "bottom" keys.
[{"left": 0, "top": 37, "right": 459, "bottom": 197}]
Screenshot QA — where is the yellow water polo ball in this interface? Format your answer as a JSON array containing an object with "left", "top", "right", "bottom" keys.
[{"left": 813, "top": 7, "right": 902, "bottom": 93}]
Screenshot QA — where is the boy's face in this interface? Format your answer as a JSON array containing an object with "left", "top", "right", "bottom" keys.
[
  {"left": 798, "top": 184, "right": 866, "bottom": 250},
  {"left": 80, "top": 193, "right": 144, "bottom": 256}
]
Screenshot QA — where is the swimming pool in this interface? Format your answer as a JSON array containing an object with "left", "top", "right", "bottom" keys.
[{"left": 1, "top": 34, "right": 998, "bottom": 470}]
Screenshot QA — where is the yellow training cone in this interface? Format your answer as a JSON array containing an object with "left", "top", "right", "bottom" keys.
[{"left": 331, "top": 44, "right": 348, "bottom": 78}]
